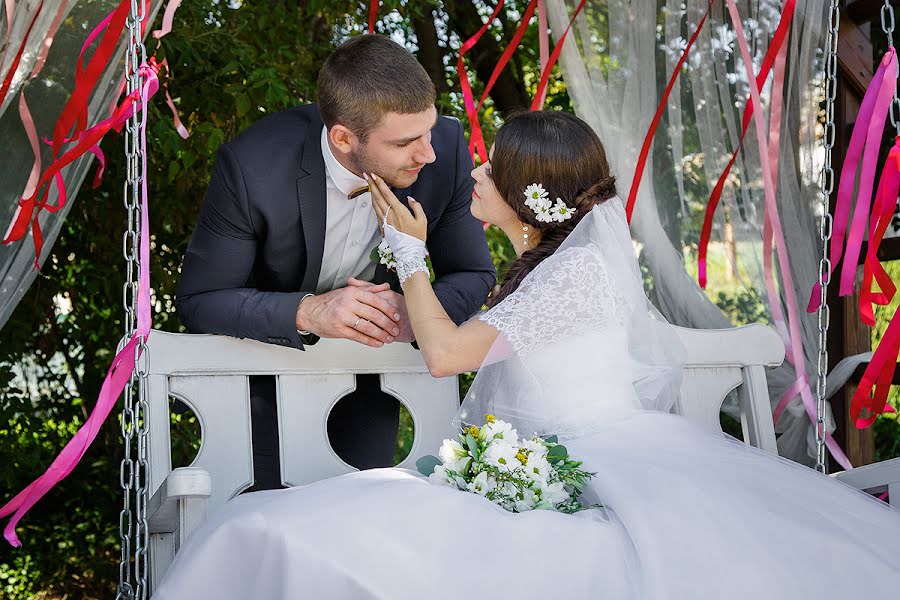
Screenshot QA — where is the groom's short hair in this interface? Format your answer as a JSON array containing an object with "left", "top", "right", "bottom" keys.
[{"left": 317, "top": 35, "right": 436, "bottom": 142}]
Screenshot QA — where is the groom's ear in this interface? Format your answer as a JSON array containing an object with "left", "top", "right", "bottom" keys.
[{"left": 329, "top": 124, "right": 359, "bottom": 154}]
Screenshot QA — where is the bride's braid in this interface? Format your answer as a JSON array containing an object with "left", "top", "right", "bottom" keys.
[{"left": 487, "top": 176, "right": 617, "bottom": 308}]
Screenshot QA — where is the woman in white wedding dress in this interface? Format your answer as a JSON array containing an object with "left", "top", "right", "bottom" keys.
[{"left": 155, "top": 111, "right": 900, "bottom": 599}]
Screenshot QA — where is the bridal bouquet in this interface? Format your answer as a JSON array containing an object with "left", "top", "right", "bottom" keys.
[{"left": 416, "top": 415, "right": 597, "bottom": 514}]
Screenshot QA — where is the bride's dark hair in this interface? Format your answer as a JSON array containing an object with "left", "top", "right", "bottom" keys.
[{"left": 486, "top": 110, "right": 617, "bottom": 307}]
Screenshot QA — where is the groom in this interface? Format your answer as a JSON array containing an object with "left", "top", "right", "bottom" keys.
[{"left": 176, "top": 35, "right": 495, "bottom": 489}]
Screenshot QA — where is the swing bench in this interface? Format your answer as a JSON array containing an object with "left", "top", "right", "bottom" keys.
[{"left": 139, "top": 323, "right": 900, "bottom": 592}]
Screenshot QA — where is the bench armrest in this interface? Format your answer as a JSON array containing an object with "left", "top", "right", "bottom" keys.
[
  {"left": 833, "top": 457, "right": 900, "bottom": 507},
  {"left": 148, "top": 467, "right": 212, "bottom": 537}
]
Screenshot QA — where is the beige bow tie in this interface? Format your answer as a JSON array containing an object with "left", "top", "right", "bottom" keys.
[{"left": 347, "top": 185, "right": 369, "bottom": 200}]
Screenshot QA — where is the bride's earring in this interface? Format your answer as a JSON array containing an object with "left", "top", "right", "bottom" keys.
[{"left": 523, "top": 224, "right": 530, "bottom": 251}]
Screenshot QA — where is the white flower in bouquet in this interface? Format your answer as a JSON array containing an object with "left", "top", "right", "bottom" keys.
[
  {"left": 448, "top": 456, "right": 472, "bottom": 476},
  {"left": 538, "top": 480, "right": 571, "bottom": 506},
  {"left": 439, "top": 439, "right": 467, "bottom": 464},
  {"left": 482, "top": 439, "right": 522, "bottom": 472},
  {"left": 520, "top": 438, "right": 548, "bottom": 456},
  {"left": 522, "top": 452, "right": 552, "bottom": 482},
  {"left": 428, "top": 465, "right": 455, "bottom": 488},
  {"left": 482, "top": 417, "right": 519, "bottom": 446},
  {"left": 467, "top": 471, "right": 496, "bottom": 496},
  {"left": 417, "top": 415, "right": 598, "bottom": 514},
  {"left": 513, "top": 488, "right": 538, "bottom": 512}
]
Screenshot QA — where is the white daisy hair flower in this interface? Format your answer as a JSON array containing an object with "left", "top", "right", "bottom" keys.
[
  {"left": 523, "top": 183, "right": 575, "bottom": 223},
  {"left": 550, "top": 198, "right": 576, "bottom": 222}
]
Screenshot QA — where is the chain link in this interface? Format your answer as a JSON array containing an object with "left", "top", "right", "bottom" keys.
[
  {"left": 882, "top": 1, "right": 900, "bottom": 135},
  {"left": 815, "top": 1, "right": 841, "bottom": 475},
  {"left": 117, "top": 0, "right": 149, "bottom": 598}
]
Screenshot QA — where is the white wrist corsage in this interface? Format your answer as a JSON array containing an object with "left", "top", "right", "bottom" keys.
[
  {"left": 374, "top": 238, "right": 397, "bottom": 271},
  {"left": 524, "top": 183, "right": 575, "bottom": 223}
]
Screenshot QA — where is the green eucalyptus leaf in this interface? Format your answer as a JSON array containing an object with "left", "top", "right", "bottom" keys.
[{"left": 416, "top": 455, "right": 441, "bottom": 477}]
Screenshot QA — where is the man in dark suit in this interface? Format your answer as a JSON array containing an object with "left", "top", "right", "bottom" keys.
[{"left": 175, "top": 35, "right": 495, "bottom": 489}]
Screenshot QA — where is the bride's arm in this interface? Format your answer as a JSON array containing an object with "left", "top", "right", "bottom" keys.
[
  {"left": 401, "top": 271, "right": 498, "bottom": 377},
  {"left": 367, "top": 173, "right": 498, "bottom": 377}
]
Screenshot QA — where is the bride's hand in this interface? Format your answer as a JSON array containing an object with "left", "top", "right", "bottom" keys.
[{"left": 366, "top": 172, "right": 427, "bottom": 242}]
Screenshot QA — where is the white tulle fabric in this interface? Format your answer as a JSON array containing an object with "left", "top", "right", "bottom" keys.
[
  {"left": 154, "top": 199, "right": 900, "bottom": 600},
  {"left": 456, "top": 198, "right": 685, "bottom": 441}
]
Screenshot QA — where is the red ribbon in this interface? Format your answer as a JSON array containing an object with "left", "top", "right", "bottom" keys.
[
  {"left": 466, "top": 0, "right": 539, "bottom": 160},
  {"left": 849, "top": 139, "right": 900, "bottom": 428},
  {"left": 859, "top": 139, "right": 900, "bottom": 326},
  {"left": 697, "top": 0, "right": 796, "bottom": 288},
  {"left": 456, "top": 0, "right": 506, "bottom": 165},
  {"left": 368, "top": 0, "right": 378, "bottom": 34},
  {"left": 625, "top": 0, "right": 714, "bottom": 222},
  {"left": 852, "top": 310, "right": 900, "bottom": 429},
  {"left": 2, "top": 62, "right": 158, "bottom": 266},
  {"left": 0, "top": 1, "right": 44, "bottom": 109},
  {"left": 51, "top": 0, "right": 131, "bottom": 158},
  {"left": 2, "top": 0, "right": 149, "bottom": 266}
]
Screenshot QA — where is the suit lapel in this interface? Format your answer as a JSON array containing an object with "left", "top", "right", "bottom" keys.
[{"left": 297, "top": 119, "right": 327, "bottom": 292}]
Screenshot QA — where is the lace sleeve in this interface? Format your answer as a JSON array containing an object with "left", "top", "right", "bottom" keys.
[{"left": 478, "top": 246, "right": 631, "bottom": 356}]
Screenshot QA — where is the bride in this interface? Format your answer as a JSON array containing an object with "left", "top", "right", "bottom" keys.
[{"left": 155, "top": 111, "right": 900, "bottom": 599}]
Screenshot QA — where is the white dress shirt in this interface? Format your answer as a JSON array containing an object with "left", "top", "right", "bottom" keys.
[{"left": 316, "top": 126, "right": 381, "bottom": 294}]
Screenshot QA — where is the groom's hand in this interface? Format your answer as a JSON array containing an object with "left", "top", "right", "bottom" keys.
[
  {"left": 295, "top": 284, "right": 401, "bottom": 347},
  {"left": 347, "top": 278, "right": 414, "bottom": 343}
]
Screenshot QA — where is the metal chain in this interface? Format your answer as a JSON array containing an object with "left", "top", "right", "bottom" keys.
[
  {"left": 117, "top": 0, "right": 149, "bottom": 598},
  {"left": 815, "top": 0, "right": 841, "bottom": 475},
  {"left": 883, "top": 1, "right": 900, "bottom": 136}
]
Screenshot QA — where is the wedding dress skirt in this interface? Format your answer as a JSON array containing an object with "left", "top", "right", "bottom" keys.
[
  {"left": 155, "top": 200, "right": 900, "bottom": 598},
  {"left": 154, "top": 409, "right": 900, "bottom": 600}
]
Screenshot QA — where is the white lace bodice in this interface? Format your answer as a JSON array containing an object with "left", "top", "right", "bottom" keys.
[{"left": 479, "top": 245, "right": 631, "bottom": 357}]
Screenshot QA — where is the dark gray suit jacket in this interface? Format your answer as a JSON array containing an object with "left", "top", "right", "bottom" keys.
[{"left": 175, "top": 104, "right": 496, "bottom": 349}]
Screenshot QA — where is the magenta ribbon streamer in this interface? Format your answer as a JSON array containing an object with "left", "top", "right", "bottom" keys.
[{"left": 807, "top": 50, "right": 898, "bottom": 311}]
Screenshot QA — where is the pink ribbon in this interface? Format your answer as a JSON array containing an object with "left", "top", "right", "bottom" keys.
[
  {"left": 31, "top": 1, "right": 68, "bottom": 77},
  {"left": 726, "top": 0, "right": 851, "bottom": 469},
  {"left": 1, "top": 65, "right": 157, "bottom": 547},
  {"left": 152, "top": 0, "right": 182, "bottom": 39},
  {"left": 838, "top": 51, "right": 897, "bottom": 297},
  {"left": 159, "top": 59, "right": 189, "bottom": 139},
  {"left": 17, "top": 92, "right": 41, "bottom": 199},
  {"left": 530, "top": 0, "right": 587, "bottom": 111},
  {"left": 808, "top": 49, "right": 898, "bottom": 311},
  {"left": 761, "top": 16, "right": 794, "bottom": 360},
  {"left": 536, "top": 0, "right": 549, "bottom": 108},
  {"left": 773, "top": 375, "right": 808, "bottom": 426},
  {"left": 151, "top": 1, "right": 189, "bottom": 139}
]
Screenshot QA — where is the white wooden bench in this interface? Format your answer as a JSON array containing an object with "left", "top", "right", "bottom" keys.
[{"left": 144, "top": 323, "right": 900, "bottom": 593}]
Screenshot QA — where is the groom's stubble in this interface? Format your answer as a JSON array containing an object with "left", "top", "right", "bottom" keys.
[{"left": 347, "top": 142, "right": 419, "bottom": 190}]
